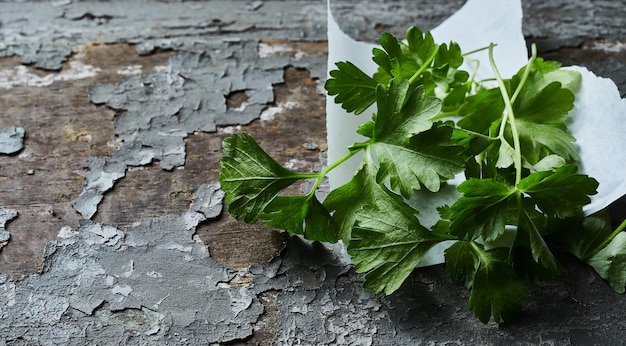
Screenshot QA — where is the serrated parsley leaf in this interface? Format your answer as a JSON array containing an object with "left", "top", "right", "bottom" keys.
[
  {"left": 517, "top": 165, "right": 598, "bottom": 218},
  {"left": 373, "top": 28, "right": 437, "bottom": 83},
  {"left": 516, "top": 118, "right": 579, "bottom": 164},
  {"left": 587, "top": 231, "right": 626, "bottom": 294},
  {"left": 445, "top": 240, "right": 479, "bottom": 289},
  {"left": 449, "top": 179, "right": 516, "bottom": 241},
  {"left": 431, "top": 205, "right": 452, "bottom": 236},
  {"left": 457, "top": 87, "right": 505, "bottom": 134},
  {"left": 348, "top": 184, "right": 447, "bottom": 294},
  {"left": 526, "top": 57, "right": 582, "bottom": 94},
  {"left": 447, "top": 242, "right": 528, "bottom": 323},
  {"left": 326, "top": 61, "right": 379, "bottom": 114},
  {"left": 512, "top": 68, "right": 579, "bottom": 162},
  {"left": 562, "top": 209, "right": 613, "bottom": 261},
  {"left": 369, "top": 81, "right": 464, "bottom": 196},
  {"left": 323, "top": 160, "right": 387, "bottom": 241},
  {"left": 220, "top": 133, "right": 303, "bottom": 223},
  {"left": 261, "top": 195, "right": 337, "bottom": 243},
  {"left": 468, "top": 247, "right": 528, "bottom": 323},
  {"left": 371, "top": 26, "right": 467, "bottom": 103},
  {"left": 516, "top": 203, "right": 561, "bottom": 275},
  {"left": 374, "top": 80, "right": 440, "bottom": 138},
  {"left": 374, "top": 124, "right": 465, "bottom": 197}
]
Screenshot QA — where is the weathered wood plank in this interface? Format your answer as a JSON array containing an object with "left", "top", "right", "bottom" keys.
[{"left": 0, "top": 1, "right": 625, "bottom": 344}]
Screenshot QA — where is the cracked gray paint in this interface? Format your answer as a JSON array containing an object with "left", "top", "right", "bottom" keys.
[
  {"left": 76, "top": 36, "right": 326, "bottom": 219},
  {"left": 0, "top": 1, "right": 329, "bottom": 71},
  {"left": 2, "top": 1, "right": 626, "bottom": 345},
  {"left": 0, "top": 126, "right": 24, "bottom": 155},
  {"left": 72, "top": 157, "right": 126, "bottom": 219},
  {"left": 1, "top": 184, "right": 266, "bottom": 344},
  {"left": 0, "top": 208, "right": 18, "bottom": 250},
  {"left": 191, "top": 182, "right": 224, "bottom": 219}
]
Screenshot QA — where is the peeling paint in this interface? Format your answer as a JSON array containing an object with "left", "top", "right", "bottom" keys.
[
  {"left": 93, "top": 303, "right": 161, "bottom": 335},
  {"left": 190, "top": 182, "right": 224, "bottom": 219},
  {"left": 72, "top": 156, "right": 126, "bottom": 219},
  {"left": 0, "top": 1, "right": 329, "bottom": 71},
  {"left": 589, "top": 40, "right": 626, "bottom": 53},
  {"left": 2, "top": 1, "right": 626, "bottom": 344},
  {"left": 73, "top": 43, "right": 288, "bottom": 219},
  {"left": 71, "top": 32, "right": 328, "bottom": 220},
  {"left": 0, "top": 190, "right": 264, "bottom": 344},
  {"left": 0, "top": 208, "right": 18, "bottom": 251},
  {"left": 258, "top": 42, "right": 296, "bottom": 59},
  {"left": 260, "top": 101, "right": 299, "bottom": 121},
  {"left": 0, "top": 126, "right": 24, "bottom": 154},
  {"left": 116, "top": 65, "right": 144, "bottom": 76},
  {"left": 0, "top": 61, "right": 100, "bottom": 89},
  {"left": 57, "top": 225, "right": 79, "bottom": 239}
]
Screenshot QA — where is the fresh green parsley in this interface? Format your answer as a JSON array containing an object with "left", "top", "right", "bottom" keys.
[{"left": 219, "top": 26, "right": 626, "bottom": 323}]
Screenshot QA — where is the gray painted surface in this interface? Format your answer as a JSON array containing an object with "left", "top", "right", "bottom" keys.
[
  {"left": 1, "top": 0, "right": 625, "bottom": 344},
  {"left": 0, "top": 208, "right": 17, "bottom": 250},
  {"left": 0, "top": 127, "right": 24, "bottom": 155}
]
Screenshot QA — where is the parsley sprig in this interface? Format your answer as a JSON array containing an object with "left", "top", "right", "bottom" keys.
[{"left": 219, "top": 27, "right": 626, "bottom": 323}]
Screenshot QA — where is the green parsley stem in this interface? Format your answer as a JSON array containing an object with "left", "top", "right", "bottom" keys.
[
  {"left": 431, "top": 110, "right": 459, "bottom": 120},
  {"left": 302, "top": 145, "right": 368, "bottom": 197},
  {"left": 462, "top": 44, "right": 496, "bottom": 57},
  {"left": 584, "top": 218, "right": 626, "bottom": 261},
  {"left": 320, "top": 148, "right": 362, "bottom": 178},
  {"left": 467, "top": 58, "right": 480, "bottom": 89},
  {"left": 511, "top": 44, "right": 538, "bottom": 103},
  {"left": 409, "top": 46, "right": 440, "bottom": 85},
  {"left": 489, "top": 43, "right": 523, "bottom": 185},
  {"left": 462, "top": 44, "right": 496, "bottom": 91},
  {"left": 476, "top": 77, "right": 497, "bottom": 84},
  {"left": 463, "top": 128, "right": 495, "bottom": 141},
  {"left": 470, "top": 241, "right": 490, "bottom": 264}
]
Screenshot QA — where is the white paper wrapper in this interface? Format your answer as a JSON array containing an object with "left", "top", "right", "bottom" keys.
[
  {"left": 326, "top": 0, "right": 626, "bottom": 266},
  {"left": 566, "top": 66, "right": 626, "bottom": 213}
]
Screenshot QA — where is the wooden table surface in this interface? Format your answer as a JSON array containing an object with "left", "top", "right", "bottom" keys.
[{"left": 1, "top": 1, "right": 625, "bottom": 344}]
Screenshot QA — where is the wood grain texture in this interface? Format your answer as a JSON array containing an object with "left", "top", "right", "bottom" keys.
[{"left": 0, "top": 1, "right": 625, "bottom": 344}]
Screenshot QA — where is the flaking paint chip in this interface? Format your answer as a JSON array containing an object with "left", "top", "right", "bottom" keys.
[{"left": 0, "top": 127, "right": 25, "bottom": 154}]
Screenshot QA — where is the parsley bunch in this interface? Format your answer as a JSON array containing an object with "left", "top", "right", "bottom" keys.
[{"left": 220, "top": 27, "right": 626, "bottom": 323}]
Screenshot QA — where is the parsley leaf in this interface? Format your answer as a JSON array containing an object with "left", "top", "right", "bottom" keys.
[
  {"left": 323, "top": 160, "right": 386, "bottom": 241},
  {"left": 511, "top": 66, "right": 579, "bottom": 163},
  {"left": 261, "top": 195, "right": 337, "bottom": 243},
  {"left": 445, "top": 241, "right": 528, "bottom": 323},
  {"left": 371, "top": 26, "right": 468, "bottom": 104},
  {"left": 514, "top": 201, "right": 561, "bottom": 276},
  {"left": 517, "top": 165, "right": 598, "bottom": 218},
  {"left": 348, "top": 183, "right": 449, "bottom": 294},
  {"left": 457, "top": 87, "right": 505, "bottom": 134},
  {"left": 449, "top": 179, "right": 516, "bottom": 241},
  {"left": 374, "top": 80, "right": 438, "bottom": 138},
  {"left": 468, "top": 247, "right": 528, "bottom": 323},
  {"left": 561, "top": 209, "right": 613, "bottom": 261},
  {"left": 219, "top": 25, "right": 615, "bottom": 325},
  {"left": 369, "top": 80, "right": 465, "bottom": 196},
  {"left": 326, "top": 61, "right": 379, "bottom": 114},
  {"left": 444, "top": 240, "right": 479, "bottom": 289},
  {"left": 220, "top": 133, "right": 306, "bottom": 223},
  {"left": 563, "top": 210, "right": 626, "bottom": 294},
  {"left": 587, "top": 232, "right": 626, "bottom": 294},
  {"left": 372, "top": 28, "right": 437, "bottom": 83},
  {"left": 374, "top": 123, "right": 465, "bottom": 197}
]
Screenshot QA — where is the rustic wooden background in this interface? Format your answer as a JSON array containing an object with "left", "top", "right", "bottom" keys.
[{"left": 1, "top": 0, "right": 625, "bottom": 344}]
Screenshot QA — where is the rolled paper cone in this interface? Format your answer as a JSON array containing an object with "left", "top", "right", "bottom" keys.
[
  {"left": 325, "top": 0, "right": 626, "bottom": 266},
  {"left": 325, "top": 0, "right": 377, "bottom": 190},
  {"left": 325, "top": 0, "right": 527, "bottom": 190}
]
